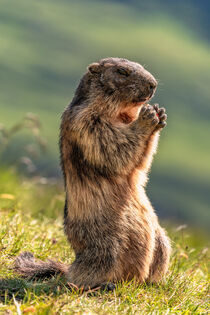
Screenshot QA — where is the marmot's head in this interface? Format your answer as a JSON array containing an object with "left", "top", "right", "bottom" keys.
[{"left": 87, "top": 57, "right": 157, "bottom": 106}]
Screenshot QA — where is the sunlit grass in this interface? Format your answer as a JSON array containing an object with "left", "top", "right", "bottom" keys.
[{"left": 0, "top": 169, "right": 209, "bottom": 314}]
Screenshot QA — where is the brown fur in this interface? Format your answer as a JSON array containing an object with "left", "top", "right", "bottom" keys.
[{"left": 14, "top": 58, "right": 171, "bottom": 290}]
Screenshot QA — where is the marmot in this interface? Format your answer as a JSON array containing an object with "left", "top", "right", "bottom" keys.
[{"left": 15, "top": 58, "right": 171, "bottom": 291}]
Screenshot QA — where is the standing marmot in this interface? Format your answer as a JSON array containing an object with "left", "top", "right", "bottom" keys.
[{"left": 15, "top": 58, "right": 171, "bottom": 290}]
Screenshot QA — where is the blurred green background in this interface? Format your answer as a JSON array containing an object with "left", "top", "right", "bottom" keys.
[{"left": 0, "top": 0, "right": 210, "bottom": 230}]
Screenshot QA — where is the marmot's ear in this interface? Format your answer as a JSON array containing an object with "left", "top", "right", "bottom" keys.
[{"left": 88, "top": 63, "right": 101, "bottom": 74}]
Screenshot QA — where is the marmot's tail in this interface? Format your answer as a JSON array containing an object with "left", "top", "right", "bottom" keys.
[{"left": 14, "top": 252, "right": 68, "bottom": 279}]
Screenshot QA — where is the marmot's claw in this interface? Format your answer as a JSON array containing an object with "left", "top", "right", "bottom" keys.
[
  {"left": 157, "top": 108, "right": 166, "bottom": 117},
  {"left": 157, "top": 121, "right": 167, "bottom": 129},
  {"left": 159, "top": 113, "right": 167, "bottom": 121},
  {"left": 153, "top": 103, "right": 159, "bottom": 111}
]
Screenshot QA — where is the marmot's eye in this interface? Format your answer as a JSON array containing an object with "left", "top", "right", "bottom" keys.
[{"left": 117, "top": 68, "right": 129, "bottom": 76}]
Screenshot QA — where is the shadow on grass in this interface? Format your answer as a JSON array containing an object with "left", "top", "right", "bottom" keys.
[
  {"left": 0, "top": 277, "right": 69, "bottom": 302},
  {"left": 0, "top": 277, "right": 117, "bottom": 303}
]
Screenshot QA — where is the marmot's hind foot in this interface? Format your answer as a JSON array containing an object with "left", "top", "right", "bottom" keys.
[{"left": 100, "top": 282, "right": 116, "bottom": 292}]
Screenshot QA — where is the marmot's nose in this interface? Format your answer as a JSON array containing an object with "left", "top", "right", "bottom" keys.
[
  {"left": 146, "top": 82, "right": 157, "bottom": 97},
  {"left": 148, "top": 82, "right": 156, "bottom": 92}
]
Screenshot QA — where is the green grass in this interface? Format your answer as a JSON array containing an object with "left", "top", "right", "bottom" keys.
[{"left": 0, "top": 168, "right": 209, "bottom": 314}]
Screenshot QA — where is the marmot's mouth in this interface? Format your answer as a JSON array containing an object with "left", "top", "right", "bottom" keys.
[
  {"left": 133, "top": 98, "right": 148, "bottom": 107},
  {"left": 134, "top": 90, "right": 154, "bottom": 104}
]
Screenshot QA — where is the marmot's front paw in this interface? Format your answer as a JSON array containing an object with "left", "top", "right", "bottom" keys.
[
  {"left": 153, "top": 104, "right": 167, "bottom": 130},
  {"left": 138, "top": 105, "right": 159, "bottom": 131}
]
